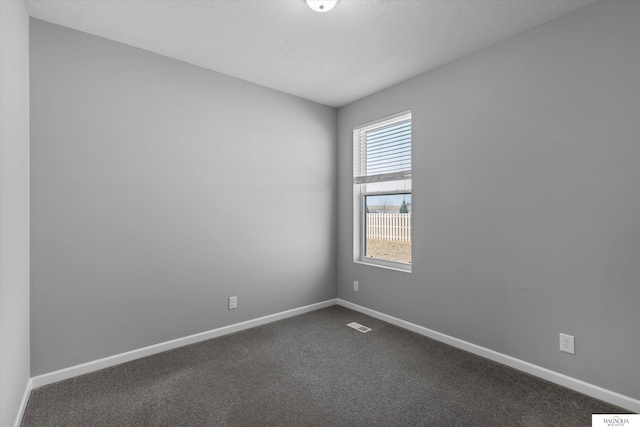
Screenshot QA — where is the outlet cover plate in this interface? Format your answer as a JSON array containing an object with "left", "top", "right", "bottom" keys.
[
  {"left": 354, "top": 281, "right": 359, "bottom": 291},
  {"left": 559, "top": 333, "right": 575, "bottom": 354},
  {"left": 229, "top": 296, "right": 237, "bottom": 310}
]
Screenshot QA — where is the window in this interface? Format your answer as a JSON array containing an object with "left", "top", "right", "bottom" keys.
[{"left": 353, "top": 111, "right": 412, "bottom": 272}]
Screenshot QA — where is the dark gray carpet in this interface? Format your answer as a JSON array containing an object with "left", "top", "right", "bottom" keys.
[{"left": 22, "top": 306, "right": 627, "bottom": 426}]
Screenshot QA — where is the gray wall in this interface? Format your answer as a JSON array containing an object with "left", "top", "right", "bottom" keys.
[
  {"left": 0, "top": 1, "right": 31, "bottom": 425},
  {"left": 337, "top": 0, "right": 640, "bottom": 400},
  {"left": 30, "top": 19, "right": 337, "bottom": 376}
]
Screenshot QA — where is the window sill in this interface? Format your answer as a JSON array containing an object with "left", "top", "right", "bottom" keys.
[{"left": 354, "top": 259, "right": 412, "bottom": 273}]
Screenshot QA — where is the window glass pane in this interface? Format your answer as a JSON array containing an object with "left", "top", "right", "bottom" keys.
[{"left": 364, "top": 194, "right": 411, "bottom": 264}]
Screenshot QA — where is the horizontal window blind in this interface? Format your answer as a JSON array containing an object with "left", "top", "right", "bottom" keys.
[{"left": 354, "top": 115, "right": 411, "bottom": 184}]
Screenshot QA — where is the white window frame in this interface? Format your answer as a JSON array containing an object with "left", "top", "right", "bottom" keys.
[{"left": 353, "top": 110, "right": 412, "bottom": 273}]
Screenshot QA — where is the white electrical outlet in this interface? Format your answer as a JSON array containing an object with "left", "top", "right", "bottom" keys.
[
  {"left": 228, "top": 296, "right": 237, "bottom": 310},
  {"left": 559, "top": 333, "right": 575, "bottom": 354},
  {"left": 354, "top": 281, "right": 359, "bottom": 291}
]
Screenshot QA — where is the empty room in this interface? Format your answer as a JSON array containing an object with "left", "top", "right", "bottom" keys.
[{"left": 1, "top": 0, "right": 639, "bottom": 425}]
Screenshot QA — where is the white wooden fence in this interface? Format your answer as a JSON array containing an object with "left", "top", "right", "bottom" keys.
[{"left": 366, "top": 213, "right": 411, "bottom": 242}]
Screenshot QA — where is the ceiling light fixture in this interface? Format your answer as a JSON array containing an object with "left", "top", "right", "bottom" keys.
[{"left": 306, "top": 0, "right": 338, "bottom": 13}]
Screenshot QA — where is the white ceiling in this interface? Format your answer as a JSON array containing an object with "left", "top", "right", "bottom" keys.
[{"left": 24, "top": 0, "right": 598, "bottom": 107}]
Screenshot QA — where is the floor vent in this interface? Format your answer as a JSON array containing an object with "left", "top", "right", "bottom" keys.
[{"left": 347, "top": 322, "right": 372, "bottom": 333}]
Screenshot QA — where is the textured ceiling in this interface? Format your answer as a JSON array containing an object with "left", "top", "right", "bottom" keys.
[{"left": 24, "top": 0, "right": 598, "bottom": 107}]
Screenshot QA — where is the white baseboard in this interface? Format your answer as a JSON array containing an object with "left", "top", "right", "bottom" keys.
[
  {"left": 337, "top": 298, "right": 640, "bottom": 413},
  {"left": 14, "top": 378, "right": 33, "bottom": 427},
  {"left": 31, "top": 299, "right": 337, "bottom": 389},
  {"left": 27, "top": 297, "right": 640, "bottom": 414}
]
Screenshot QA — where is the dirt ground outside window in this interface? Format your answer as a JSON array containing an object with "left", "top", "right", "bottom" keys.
[{"left": 366, "top": 239, "right": 411, "bottom": 264}]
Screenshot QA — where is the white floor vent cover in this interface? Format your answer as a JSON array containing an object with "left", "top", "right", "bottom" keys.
[{"left": 347, "top": 322, "right": 372, "bottom": 333}]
